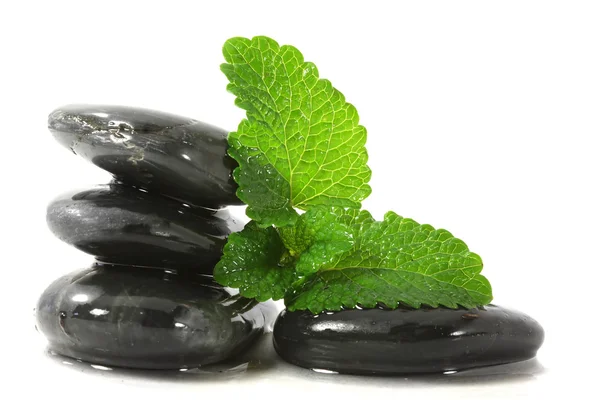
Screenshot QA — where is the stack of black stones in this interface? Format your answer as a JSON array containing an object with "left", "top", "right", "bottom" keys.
[
  {"left": 35, "top": 104, "right": 275, "bottom": 369},
  {"left": 36, "top": 104, "right": 545, "bottom": 375}
]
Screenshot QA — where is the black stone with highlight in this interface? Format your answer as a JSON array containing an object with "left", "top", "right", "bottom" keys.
[
  {"left": 48, "top": 104, "right": 242, "bottom": 208},
  {"left": 46, "top": 184, "right": 241, "bottom": 272},
  {"left": 273, "top": 305, "right": 544, "bottom": 375},
  {"left": 35, "top": 265, "right": 275, "bottom": 369}
]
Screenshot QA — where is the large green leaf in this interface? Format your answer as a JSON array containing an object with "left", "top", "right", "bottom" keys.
[
  {"left": 285, "top": 211, "right": 493, "bottom": 313},
  {"left": 221, "top": 36, "right": 372, "bottom": 227}
]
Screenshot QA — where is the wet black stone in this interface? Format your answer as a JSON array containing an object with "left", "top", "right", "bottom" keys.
[
  {"left": 46, "top": 184, "right": 241, "bottom": 272},
  {"left": 35, "top": 265, "right": 275, "bottom": 369},
  {"left": 273, "top": 305, "right": 544, "bottom": 375},
  {"left": 48, "top": 104, "right": 242, "bottom": 208}
]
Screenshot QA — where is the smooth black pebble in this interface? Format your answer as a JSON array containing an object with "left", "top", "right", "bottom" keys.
[
  {"left": 46, "top": 184, "right": 241, "bottom": 272},
  {"left": 48, "top": 104, "right": 242, "bottom": 208},
  {"left": 273, "top": 305, "right": 544, "bottom": 375},
  {"left": 36, "top": 265, "right": 275, "bottom": 369}
]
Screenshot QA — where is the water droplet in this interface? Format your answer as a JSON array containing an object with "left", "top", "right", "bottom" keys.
[{"left": 58, "top": 312, "right": 68, "bottom": 333}]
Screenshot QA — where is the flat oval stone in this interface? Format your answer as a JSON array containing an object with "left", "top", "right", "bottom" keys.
[
  {"left": 35, "top": 265, "right": 275, "bottom": 369},
  {"left": 47, "top": 184, "right": 241, "bottom": 272},
  {"left": 48, "top": 104, "right": 242, "bottom": 208},
  {"left": 273, "top": 305, "right": 544, "bottom": 375}
]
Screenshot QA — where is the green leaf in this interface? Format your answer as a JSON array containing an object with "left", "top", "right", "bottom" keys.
[
  {"left": 285, "top": 211, "right": 493, "bottom": 313},
  {"left": 213, "top": 221, "right": 297, "bottom": 302},
  {"left": 278, "top": 207, "right": 373, "bottom": 257},
  {"left": 277, "top": 214, "right": 316, "bottom": 258},
  {"left": 221, "top": 36, "right": 372, "bottom": 227},
  {"left": 293, "top": 207, "right": 373, "bottom": 276}
]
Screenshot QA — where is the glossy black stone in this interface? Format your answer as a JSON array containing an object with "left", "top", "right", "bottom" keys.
[
  {"left": 46, "top": 184, "right": 241, "bottom": 272},
  {"left": 35, "top": 265, "right": 274, "bottom": 369},
  {"left": 48, "top": 104, "right": 242, "bottom": 208},
  {"left": 273, "top": 305, "right": 544, "bottom": 375}
]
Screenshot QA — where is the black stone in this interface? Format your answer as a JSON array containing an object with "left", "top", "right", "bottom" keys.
[
  {"left": 273, "top": 305, "right": 544, "bottom": 375},
  {"left": 46, "top": 184, "right": 241, "bottom": 272},
  {"left": 35, "top": 265, "right": 274, "bottom": 369},
  {"left": 48, "top": 104, "right": 242, "bottom": 208}
]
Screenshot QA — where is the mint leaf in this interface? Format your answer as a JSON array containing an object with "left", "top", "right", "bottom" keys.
[
  {"left": 285, "top": 211, "right": 492, "bottom": 313},
  {"left": 216, "top": 36, "right": 494, "bottom": 314},
  {"left": 278, "top": 207, "right": 373, "bottom": 257},
  {"left": 221, "top": 36, "right": 372, "bottom": 227},
  {"left": 293, "top": 207, "right": 373, "bottom": 275},
  {"left": 277, "top": 207, "right": 356, "bottom": 275},
  {"left": 213, "top": 221, "right": 296, "bottom": 301},
  {"left": 335, "top": 207, "right": 376, "bottom": 231},
  {"left": 277, "top": 214, "right": 315, "bottom": 257}
]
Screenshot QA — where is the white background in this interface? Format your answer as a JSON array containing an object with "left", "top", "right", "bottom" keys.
[{"left": 1, "top": 1, "right": 599, "bottom": 398}]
